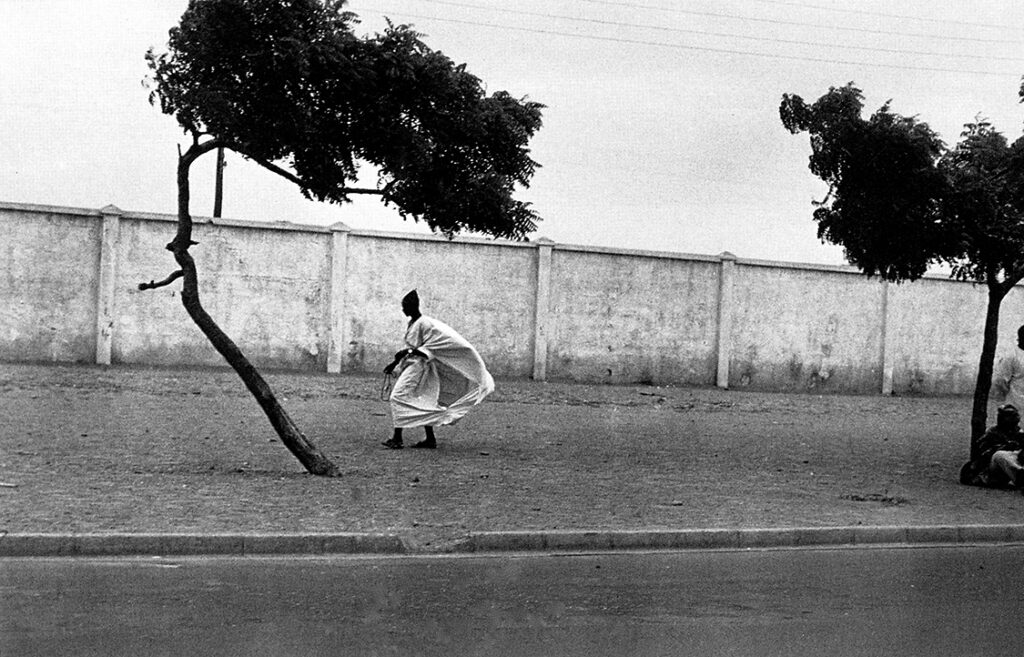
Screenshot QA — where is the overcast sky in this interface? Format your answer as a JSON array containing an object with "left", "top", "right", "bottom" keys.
[{"left": 4, "top": 0, "right": 1024, "bottom": 265}]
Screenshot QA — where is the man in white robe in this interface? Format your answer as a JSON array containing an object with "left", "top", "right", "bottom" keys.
[
  {"left": 993, "top": 325, "right": 1024, "bottom": 413},
  {"left": 381, "top": 290, "right": 494, "bottom": 449}
]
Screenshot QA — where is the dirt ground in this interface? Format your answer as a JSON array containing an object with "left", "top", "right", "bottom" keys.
[{"left": 1, "top": 362, "right": 1022, "bottom": 550}]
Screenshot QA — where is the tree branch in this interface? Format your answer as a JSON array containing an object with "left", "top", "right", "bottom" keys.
[
  {"left": 189, "top": 138, "right": 384, "bottom": 200},
  {"left": 339, "top": 187, "right": 386, "bottom": 195},
  {"left": 245, "top": 152, "right": 383, "bottom": 196},
  {"left": 138, "top": 270, "right": 184, "bottom": 291},
  {"left": 1001, "top": 267, "right": 1024, "bottom": 296},
  {"left": 166, "top": 137, "right": 223, "bottom": 253}
]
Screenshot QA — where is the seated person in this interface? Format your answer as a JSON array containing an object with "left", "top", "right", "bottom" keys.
[{"left": 960, "top": 404, "right": 1024, "bottom": 488}]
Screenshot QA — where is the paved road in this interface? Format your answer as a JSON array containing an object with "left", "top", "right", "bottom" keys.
[{"left": 2, "top": 545, "right": 1021, "bottom": 656}]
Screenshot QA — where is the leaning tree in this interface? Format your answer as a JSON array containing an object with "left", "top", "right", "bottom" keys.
[
  {"left": 780, "top": 83, "right": 1024, "bottom": 459},
  {"left": 142, "top": 0, "right": 544, "bottom": 475}
]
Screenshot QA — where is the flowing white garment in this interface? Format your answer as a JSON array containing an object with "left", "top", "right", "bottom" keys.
[{"left": 389, "top": 316, "right": 495, "bottom": 429}]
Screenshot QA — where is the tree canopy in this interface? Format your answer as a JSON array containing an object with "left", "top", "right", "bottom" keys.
[
  {"left": 781, "top": 82, "right": 1024, "bottom": 448},
  {"left": 939, "top": 118, "right": 1024, "bottom": 285},
  {"left": 146, "top": 0, "right": 545, "bottom": 239},
  {"left": 779, "top": 84, "right": 951, "bottom": 281},
  {"left": 780, "top": 83, "right": 1024, "bottom": 287}
]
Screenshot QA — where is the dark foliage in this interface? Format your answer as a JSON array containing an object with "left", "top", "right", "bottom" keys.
[
  {"left": 780, "top": 84, "right": 952, "bottom": 281},
  {"left": 147, "top": 0, "right": 544, "bottom": 239},
  {"left": 781, "top": 82, "right": 1024, "bottom": 447},
  {"left": 780, "top": 83, "right": 1024, "bottom": 286}
]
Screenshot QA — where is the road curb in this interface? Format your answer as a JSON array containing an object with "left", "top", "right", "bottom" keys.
[
  {"left": 453, "top": 524, "right": 1024, "bottom": 553},
  {"left": 4, "top": 525, "right": 1024, "bottom": 557},
  {"left": 0, "top": 532, "right": 409, "bottom": 557}
]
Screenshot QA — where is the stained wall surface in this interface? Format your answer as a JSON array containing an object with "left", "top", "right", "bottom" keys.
[
  {"left": 1, "top": 206, "right": 100, "bottom": 363},
  {"left": 113, "top": 215, "right": 332, "bottom": 370},
  {"left": 886, "top": 278, "right": 1024, "bottom": 396},
  {"left": 729, "top": 263, "right": 885, "bottom": 393},
  {"left": 546, "top": 248, "right": 721, "bottom": 385}
]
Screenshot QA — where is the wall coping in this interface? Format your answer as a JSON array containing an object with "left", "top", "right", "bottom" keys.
[
  {"left": 122, "top": 209, "right": 339, "bottom": 234},
  {"left": 0, "top": 200, "right": 336, "bottom": 234},
  {"left": 552, "top": 242, "right": 723, "bottom": 263},
  {"left": 1, "top": 200, "right": 102, "bottom": 218},
  {"left": 347, "top": 227, "right": 536, "bottom": 248},
  {"left": 0, "top": 199, "right": 981, "bottom": 283},
  {"left": 734, "top": 257, "right": 979, "bottom": 284}
]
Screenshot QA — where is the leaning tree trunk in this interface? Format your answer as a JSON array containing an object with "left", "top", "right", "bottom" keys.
[
  {"left": 970, "top": 281, "right": 1007, "bottom": 460},
  {"left": 162, "top": 140, "right": 340, "bottom": 476}
]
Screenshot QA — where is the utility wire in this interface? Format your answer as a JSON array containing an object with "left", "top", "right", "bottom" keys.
[
  {"left": 574, "top": 0, "right": 1024, "bottom": 45},
  {"left": 747, "top": 0, "right": 1024, "bottom": 32},
  {"left": 370, "top": 9, "right": 1020, "bottom": 77},
  {"left": 405, "top": 0, "right": 1024, "bottom": 63}
]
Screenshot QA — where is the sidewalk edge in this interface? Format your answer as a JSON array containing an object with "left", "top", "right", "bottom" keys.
[
  {"left": 4, "top": 525, "right": 1024, "bottom": 557},
  {"left": 0, "top": 532, "right": 408, "bottom": 557},
  {"left": 453, "top": 525, "right": 1024, "bottom": 553}
]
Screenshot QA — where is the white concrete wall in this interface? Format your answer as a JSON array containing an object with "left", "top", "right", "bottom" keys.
[
  {"left": 728, "top": 261, "right": 886, "bottom": 393},
  {"left": 1, "top": 205, "right": 100, "bottom": 363},
  {"left": 1, "top": 200, "right": 1017, "bottom": 395},
  {"left": 547, "top": 247, "right": 721, "bottom": 385},
  {"left": 885, "top": 278, "right": 1024, "bottom": 395},
  {"left": 113, "top": 212, "right": 332, "bottom": 370}
]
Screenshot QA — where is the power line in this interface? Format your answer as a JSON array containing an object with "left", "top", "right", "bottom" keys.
[
  {"left": 749, "top": 0, "right": 1024, "bottom": 32},
  {"left": 407, "top": 0, "right": 1024, "bottom": 63},
  {"left": 575, "top": 0, "right": 1024, "bottom": 45},
  {"left": 370, "top": 9, "right": 1019, "bottom": 77}
]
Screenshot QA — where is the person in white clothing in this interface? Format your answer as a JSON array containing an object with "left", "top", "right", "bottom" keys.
[
  {"left": 993, "top": 325, "right": 1024, "bottom": 412},
  {"left": 381, "top": 290, "right": 494, "bottom": 450}
]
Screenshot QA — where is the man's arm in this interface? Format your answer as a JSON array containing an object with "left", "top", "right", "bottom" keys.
[
  {"left": 383, "top": 350, "right": 405, "bottom": 374},
  {"left": 383, "top": 348, "right": 428, "bottom": 374}
]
